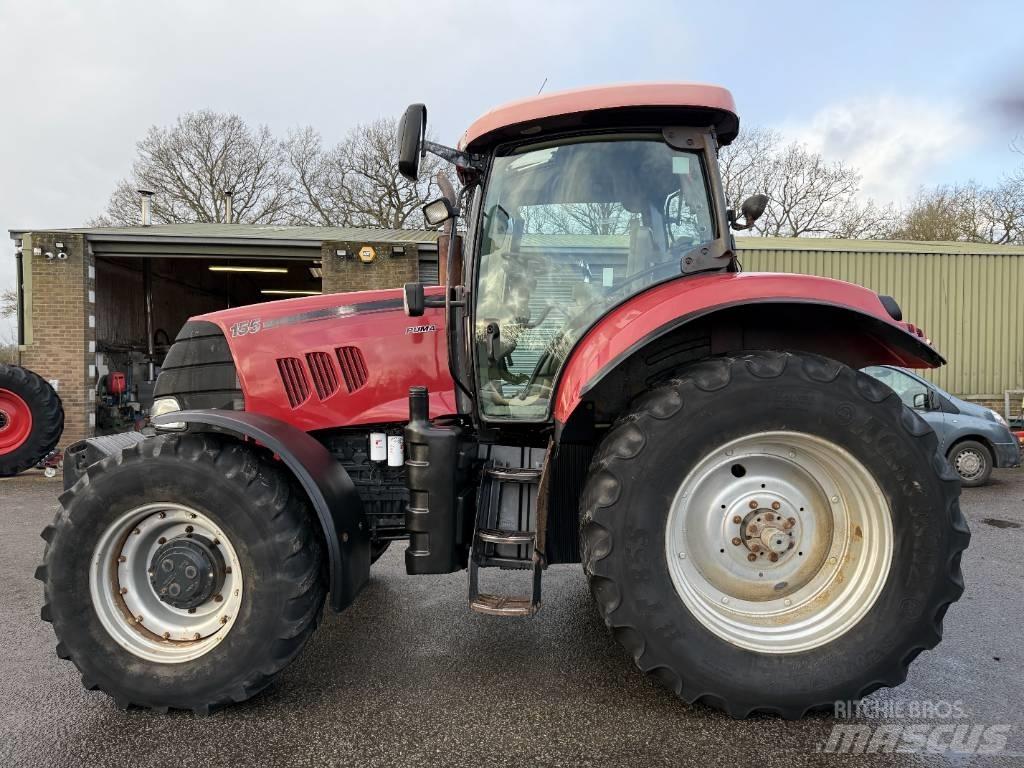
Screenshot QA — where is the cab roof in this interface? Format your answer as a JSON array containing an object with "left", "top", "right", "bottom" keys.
[{"left": 460, "top": 83, "right": 739, "bottom": 153}]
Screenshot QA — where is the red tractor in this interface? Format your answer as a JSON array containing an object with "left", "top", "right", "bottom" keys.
[{"left": 38, "top": 84, "right": 969, "bottom": 718}]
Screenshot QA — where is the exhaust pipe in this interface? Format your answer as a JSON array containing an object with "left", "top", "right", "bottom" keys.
[{"left": 138, "top": 189, "right": 154, "bottom": 226}]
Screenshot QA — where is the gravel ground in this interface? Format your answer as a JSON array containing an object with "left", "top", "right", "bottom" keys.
[{"left": 1, "top": 468, "right": 1022, "bottom": 767}]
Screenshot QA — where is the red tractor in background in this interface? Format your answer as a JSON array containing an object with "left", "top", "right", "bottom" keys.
[{"left": 38, "top": 83, "right": 969, "bottom": 718}]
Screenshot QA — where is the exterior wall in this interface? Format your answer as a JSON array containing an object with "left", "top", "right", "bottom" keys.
[
  {"left": 321, "top": 240, "right": 419, "bottom": 294},
  {"left": 18, "top": 232, "right": 94, "bottom": 446},
  {"left": 738, "top": 241, "right": 1024, "bottom": 404}
]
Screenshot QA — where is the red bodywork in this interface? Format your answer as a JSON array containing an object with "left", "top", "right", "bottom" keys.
[
  {"left": 555, "top": 272, "right": 940, "bottom": 423},
  {"left": 193, "top": 287, "right": 457, "bottom": 431},
  {"left": 190, "top": 275, "right": 937, "bottom": 432}
]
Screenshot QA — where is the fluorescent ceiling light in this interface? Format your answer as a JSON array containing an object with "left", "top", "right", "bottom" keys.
[
  {"left": 309, "top": 267, "right": 323, "bottom": 278},
  {"left": 209, "top": 265, "right": 288, "bottom": 274},
  {"left": 260, "top": 289, "right": 322, "bottom": 296}
]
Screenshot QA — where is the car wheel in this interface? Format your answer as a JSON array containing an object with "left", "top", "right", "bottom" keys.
[{"left": 948, "top": 440, "right": 992, "bottom": 487}]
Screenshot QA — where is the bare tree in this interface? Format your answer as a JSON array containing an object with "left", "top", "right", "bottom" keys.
[
  {"left": 1, "top": 287, "right": 16, "bottom": 318},
  {"left": 286, "top": 118, "right": 453, "bottom": 229},
  {"left": 718, "top": 127, "right": 782, "bottom": 213},
  {"left": 719, "top": 130, "right": 896, "bottom": 239},
  {"left": 98, "top": 111, "right": 294, "bottom": 225},
  {"left": 893, "top": 179, "right": 1024, "bottom": 244}
]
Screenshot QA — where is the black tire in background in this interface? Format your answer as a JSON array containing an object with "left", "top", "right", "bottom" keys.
[
  {"left": 0, "top": 364, "right": 63, "bottom": 477},
  {"left": 580, "top": 351, "right": 970, "bottom": 719},
  {"left": 38, "top": 433, "right": 326, "bottom": 713},
  {"left": 948, "top": 439, "right": 992, "bottom": 487}
]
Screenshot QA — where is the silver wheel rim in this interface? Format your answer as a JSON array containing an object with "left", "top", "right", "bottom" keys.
[
  {"left": 953, "top": 449, "right": 984, "bottom": 480},
  {"left": 665, "top": 431, "right": 893, "bottom": 654},
  {"left": 88, "top": 503, "right": 243, "bottom": 663}
]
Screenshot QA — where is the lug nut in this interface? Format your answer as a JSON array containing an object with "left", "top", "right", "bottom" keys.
[
  {"left": 193, "top": 633, "right": 201, "bottom": 640},
  {"left": 732, "top": 515, "right": 742, "bottom": 524},
  {"left": 185, "top": 526, "right": 194, "bottom": 534},
  {"left": 220, "top": 616, "right": 228, "bottom": 625},
  {"left": 771, "top": 501, "right": 781, "bottom": 510},
  {"left": 749, "top": 500, "right": 758, "bottom": 509},
  {"left": 214, "top": 594, "right": 223, "bottom": 602},
  {"left": 158, "top": 537, "right": 166, "bottom": 544},
  {"left": 162, "top": 632, "right": 170, "bottom": 640},
  {"left": 133, "top": 528, "right": 141, "bottom": 535},
  {"left": 765, "top": 513, "right": 774, "bottom": 522},
  {"left": 731, "top": 537, "right": 742, "bottom": 546},
  {"left": 769, "top": 553, "right": 779, "bottom": 562},
  {"left": 188, "top": 608, "right": 196, "bottom": 614},
  {"left": 136, "top": 615, "right": 144, "bottom": 624},
  {"left": 158, "top": 511, "right": 166, "bottom": 519},
  {"left": 747, "top": 553, "right": 757, "bottom": 562}
]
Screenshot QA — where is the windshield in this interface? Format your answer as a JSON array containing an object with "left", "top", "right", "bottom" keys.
[
  {"left": 474, "top": 136, "right": 715, "bottom": 419},
  {"left": 862, "top": 366, "right": 931, "bottom": 408}
]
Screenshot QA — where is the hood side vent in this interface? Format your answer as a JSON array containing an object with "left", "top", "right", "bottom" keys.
[
  {"left": 277, "top": 357, "right": 311, "bottom": 408},
  {"left": 306, "top": 351, "right": 340, "bottom": 400},
  {"left": 335, "top": 346, "right": 368, "bottom": 392}
]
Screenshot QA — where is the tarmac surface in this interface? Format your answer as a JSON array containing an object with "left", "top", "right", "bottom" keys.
[{"left": 1, "top": 468, "right": 1022, "bottom": 767}]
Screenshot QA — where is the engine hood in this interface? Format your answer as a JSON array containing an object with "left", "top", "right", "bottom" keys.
[{"left": 181, "top": 286, "right": 457, "bottom": 430}]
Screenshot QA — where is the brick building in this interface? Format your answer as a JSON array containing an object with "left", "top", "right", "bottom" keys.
[{"left": 8, "top": 224, "right": 440, "bottom": 445}]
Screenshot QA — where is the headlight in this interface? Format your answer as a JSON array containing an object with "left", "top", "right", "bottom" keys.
[
  {"left": 988, "top": 409, "right": 1008, "bottom": 427},
  {"left": 150, "top": 397, "right": 185, "bottom": 431}
]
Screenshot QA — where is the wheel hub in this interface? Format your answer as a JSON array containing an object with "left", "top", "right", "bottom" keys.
[
  {"left": 149, "top": 535, "right": 226, "bottom": 610},
  {"left": 89, "top": 502, "right": 244, "bottom": 663},
  {"left": 735, "top": 504, "right": 800, "bottom": 563},
  {"left": 0, "top": 388, "right": 32, "bottom": 453},
  {"left": 665, "top": 432, "right": 894, "bottom": 654},
  {"left": 955, "top": 450, "right": 982, "bottom": 477}
]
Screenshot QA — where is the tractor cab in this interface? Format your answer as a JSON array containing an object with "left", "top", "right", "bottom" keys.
[{"left": 398, "top": 84, "right": 766, "bottom": 423}]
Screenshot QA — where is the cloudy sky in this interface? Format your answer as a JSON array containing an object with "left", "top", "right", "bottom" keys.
[{"left": 1, "top": 0, "right": 1022, "bottom": 337}]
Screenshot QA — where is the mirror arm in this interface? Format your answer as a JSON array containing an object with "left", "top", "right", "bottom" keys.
[{"left": 423, "top": 141, "right": 487, "bottom": 177}]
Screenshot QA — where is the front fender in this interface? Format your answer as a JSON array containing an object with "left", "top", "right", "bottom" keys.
[
  {"left": 152, "top": 409, "right": 369, "bottom": 612},
  {"left": 554, "top": 272, "right": 944, "bottom": 424}
]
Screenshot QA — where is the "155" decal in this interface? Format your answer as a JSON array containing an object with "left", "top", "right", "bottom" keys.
[{"left": 229, "top": 319, "right": 262, "bottom": 337}]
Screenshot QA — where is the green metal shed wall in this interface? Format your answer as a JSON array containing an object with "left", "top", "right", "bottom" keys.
[{"left": 736, "top": 239, "right": 1024, "bottom": 399}]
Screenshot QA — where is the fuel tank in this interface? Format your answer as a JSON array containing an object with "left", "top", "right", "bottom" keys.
[{"left": 159, "top": 286, "right": 457, "bottom": 431}]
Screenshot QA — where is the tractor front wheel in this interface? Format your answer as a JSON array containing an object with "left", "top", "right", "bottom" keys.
[
  {"left": 38, "top": 433, "right": 326, "bottom": 713},
  {"left": 581, "top": 352, "right": 969, "bottom": 718}
]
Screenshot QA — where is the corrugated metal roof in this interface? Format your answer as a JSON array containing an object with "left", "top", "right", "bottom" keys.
[
  {"left": 9, "top": 223, "right": 441, "bottom": 245},
  {"left": 735, "top": 236, "right": 1024, "bottom": 256}
]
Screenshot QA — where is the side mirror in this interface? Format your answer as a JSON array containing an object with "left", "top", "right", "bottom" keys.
[
  {"left": 403, "top": 281, "right": 446, "bottom": 317},
  {"left": 397, "top": 104, "right": 427, "bottom": 181},
  {"left": 423, "top": 197, "right": 456, "bottom": 227},
  {"left": 731, "top": 193, "right": 769, "bottom": 231},
  {"left": 403, "top": 282, "right": 425, "bottom": 317},
  {"left": 912, "top": 391, "right": 935, "bottom": 410}
]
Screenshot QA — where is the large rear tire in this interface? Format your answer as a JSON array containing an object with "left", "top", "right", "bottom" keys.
[
  {"left": 37, "top": 433, "right": 326, "bottom": 713},
  {"left": 0, "top": 364, "right": 63, "bottom": 476},
  {"left": 580, "top": 352, "right": 969, "bottom": 718}
]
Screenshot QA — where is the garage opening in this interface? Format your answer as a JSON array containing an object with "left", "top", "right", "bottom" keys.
[{"left": 93, "top": 255, "right": 321, "bottom": 433}]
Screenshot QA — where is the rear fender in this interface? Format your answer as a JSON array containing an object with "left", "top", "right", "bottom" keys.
[
  {"left": 554, "top": 272, "right": 944, "bottom": 432},
  {"left": 152, "top": 409, "right": 370, "bottom": 612}
]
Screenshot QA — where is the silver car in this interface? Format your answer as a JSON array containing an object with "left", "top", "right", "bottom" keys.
[{"left": 863, "top": 365, "right": 1021, "bottom": 486}]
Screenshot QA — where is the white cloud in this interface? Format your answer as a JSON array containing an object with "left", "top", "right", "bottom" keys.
[{"left": 779, "top": 96, "right": 971, "bottom": 205}]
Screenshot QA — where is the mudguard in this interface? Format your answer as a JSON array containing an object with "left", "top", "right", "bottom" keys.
[
  {"left": 152, "top": 409, "right": 370, "bottom": 612},
  {"left": 554, "top": 271, "right": 944, "bottom": 424}
]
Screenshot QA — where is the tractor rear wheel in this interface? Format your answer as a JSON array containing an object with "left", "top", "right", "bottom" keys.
[
  {"left": 0, "top": 364, "right": 63, "bottom": 477},
  {"left": 580, "top": 351, "right": 969, "bottom": 718},
  {"left": 38, "top": 433, "right": 326, "bottom": 713}
]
